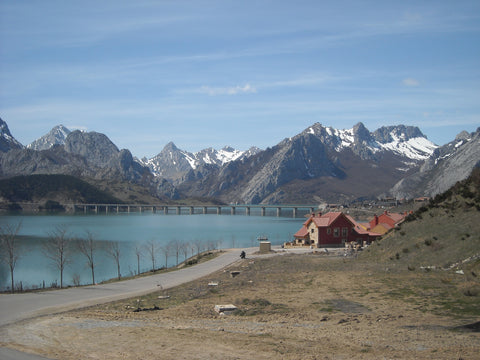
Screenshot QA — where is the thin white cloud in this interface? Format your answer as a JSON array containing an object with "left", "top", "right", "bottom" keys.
[
  {"left": 402, "top": 78, "right": 420, "bottom": 87},
  {"left": 67, "top": 125, "right": 88, "bottom": 132},
  {"left": 199, "top": 84, "right": 257, "bottom": 96}
]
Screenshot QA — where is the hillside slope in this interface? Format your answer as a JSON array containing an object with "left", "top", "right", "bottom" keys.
[
  {"left": 362, "top": 167, "right": 480, "bottom": 273},
  {"left": 0, "top": 174, "right": 122, "bottom": 210}
]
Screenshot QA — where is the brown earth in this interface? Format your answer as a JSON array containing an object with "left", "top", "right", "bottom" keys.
[{"left": 1, "top": 251, "right": 479, "bottom": 359}]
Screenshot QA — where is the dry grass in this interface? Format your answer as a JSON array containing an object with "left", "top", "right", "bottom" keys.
[{"left": 2, "top": 252, "right": 479, "bottom": 359}]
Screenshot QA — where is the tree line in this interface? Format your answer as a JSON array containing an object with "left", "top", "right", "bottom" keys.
[{"left": 0, "top": 222, "right": 222, "bottom": 293}]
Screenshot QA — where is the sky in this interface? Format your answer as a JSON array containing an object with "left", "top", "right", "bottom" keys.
[{"left": 1, "top": 0, "right": 479, "bottom": 158}]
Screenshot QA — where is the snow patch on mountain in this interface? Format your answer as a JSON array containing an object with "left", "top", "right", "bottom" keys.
[
  {"left": 217, "top": 146, "right": 244, "bottom": 164},
  {"left": 306, "top": 123, "right": 437, "bottom": 161},
  {"left": 379, "top": 136, "right": 437, "bottom": 160},
  {"left": 143, "top": 143, "right": 261, "bottom": 180},
  {"left": 27, "top": 125, "right": 71, "bottom": 151}
]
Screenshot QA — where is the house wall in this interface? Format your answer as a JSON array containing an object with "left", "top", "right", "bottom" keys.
[
  {"left": 307, "top": 222, "right": 318, "bottom": 245},
  {"left": 317, "top": 215, "right": 352, "bottom": 247}
]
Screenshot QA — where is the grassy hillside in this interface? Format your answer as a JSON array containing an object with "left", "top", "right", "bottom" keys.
[{"left": 361, "top": 167, "right": 480, "bottom": 274}]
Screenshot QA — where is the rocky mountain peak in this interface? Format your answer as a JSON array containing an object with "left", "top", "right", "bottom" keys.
[
  {"left": 162, "top": 141, "right": 179, "bottom": 152},
  {"left": 352, "top": 122, "right": 373, "bottom": 143},
  {"left": 64, "top": 130, "right": 120, "bottom": 167},
  {"left": 373, "top": 125, "right": 425, "bottom": 144},
  {"left": 0, "top": 118, "right": 23, "bottom": 152},
  {"left": 455, "top": 130, "right": 472, "bottom": 142},
  {"left": 27, "top": 124, "right": 71, "bottom": 151}
]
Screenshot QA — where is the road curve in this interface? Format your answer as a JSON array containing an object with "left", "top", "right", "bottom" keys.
[{"left": 0, "top": 248, "right": 247, "bottom": 328}]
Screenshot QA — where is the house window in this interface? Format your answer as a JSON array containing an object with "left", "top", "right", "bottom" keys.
[
  {"left": 333, "top": 228, "right": 339, "bottom": 237},
  {"left": 311, "top": 229, "right": 315, "bottom": 234},
  {"left": 342, "top": 227, "right": 348, "bottom": 237},
  {"left": 327, "top": 228, "right": 331, "bottom": 235}
]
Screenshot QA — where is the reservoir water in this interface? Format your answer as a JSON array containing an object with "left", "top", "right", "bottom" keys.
[{"left": 0, "top": 212, "right": 305, "bottom": 291}]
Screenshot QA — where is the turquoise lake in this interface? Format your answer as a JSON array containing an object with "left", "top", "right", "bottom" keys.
[{"left": 0, "top": 212, "right": 306, "bottom": 291}]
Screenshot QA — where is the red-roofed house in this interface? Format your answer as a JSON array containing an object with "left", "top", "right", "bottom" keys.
[
  {"left": 293, "top": 212, "right": 380, "bottom": 248},
  {"left": 369, "top": 210, "right": 406, "bottom": 234}
]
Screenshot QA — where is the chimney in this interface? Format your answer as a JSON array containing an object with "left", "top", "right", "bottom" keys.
[{"left": 374, "top": 214, "right": 378, "bottom": 226}]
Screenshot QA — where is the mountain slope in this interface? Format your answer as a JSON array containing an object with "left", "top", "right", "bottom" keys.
[
  {"left": 0, "top": 130, "right": 179, "bottom": 201},
  {"left": 390, "top": 128, "right": 480, "bottom": 199},
  {"left": 0, "top": 118, "right": 23, "bottom": 152},
  {"left": 27, "top": 125, "right": 71, "bottom": 151},
  {"left": 143, "top": 142, "right": 261, "bottom": 184},
  {"left": 179, "top": 122, "right": 437, "bottom": 204},
  {"left": 0, "top": 174, "right": 122, "bottom": 207}
]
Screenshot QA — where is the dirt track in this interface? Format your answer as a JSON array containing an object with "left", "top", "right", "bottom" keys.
[{"left": 1, "top": 251, "right": 479, "bottom": 359}]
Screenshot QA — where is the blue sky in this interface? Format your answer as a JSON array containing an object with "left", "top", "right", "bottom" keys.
[{"left": 1, "top": 0, "right": 479, "bottom": 158}]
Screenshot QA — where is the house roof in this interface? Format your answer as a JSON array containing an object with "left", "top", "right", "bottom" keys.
[
  {"left": 380, "top": 211, "right": 405, "bottom": 224},
  {"left": 294, "top": 226, "right": 309, "bottom": 239},
  {"left": 346, "top": 214, "right": 382, "bottom": 237},
  {"left": 370, "top": 223, "right": 392, "bottom": 235},
  {"left": 304, "top": 211, "right": 344, "bottom": 227}
]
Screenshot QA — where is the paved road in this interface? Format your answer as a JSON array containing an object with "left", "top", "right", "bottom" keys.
[
  {"left": 0, "top": 248, "right": 252, "bottom": 359},
  {"left": 0, "top": 348, "right": 52, "bottom": 360},
  {"left": 0, "top": 248, "right": 247, "bottom": 328}
]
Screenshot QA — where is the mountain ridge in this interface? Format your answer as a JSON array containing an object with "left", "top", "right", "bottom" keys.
[{"left": 1, "top": 118, "right": 478, "bottom": 205}]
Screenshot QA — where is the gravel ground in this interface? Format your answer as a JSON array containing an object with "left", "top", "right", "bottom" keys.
[{"left": 1, "top": 250, "right": 479, "bottom": 359}]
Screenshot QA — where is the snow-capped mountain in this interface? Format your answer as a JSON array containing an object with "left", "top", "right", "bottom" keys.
[
  {"left": 143, "top": 143, "right": 261, "bottom": 184},
  {"left": 0, "top": 118, "right": 23, "bottom": 152},
  {"left": 302, "top": 123, "right": 437, "bottom": 162},
  {"left": 27, "top": 125, "right": 71, "bottom": 151},
  {"left": 390, "top": 127, "right": 480, "bottom": 199},
  {"left": 1, "top": 117, "right": 477, "bottom": 205},
  {"left": 178, "top": 122, "right": 440, "bottom": 204}
]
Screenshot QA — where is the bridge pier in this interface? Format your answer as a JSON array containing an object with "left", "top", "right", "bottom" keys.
[
  {"left": 231, "top": 207, "right": 236, "bottom": 215},
  {"left": 246, "top": 206, "right": 250, "bottom": 216},
  {"left": 261, "top": 207, "right": 266, "bottom": 216},
  {"left": 164, "top": 206, "right": 168, "bottom": 215},
  {"left": 203, "top": 206, "right": 207, "bottom": 215},
  {"left": 293, "top": 207, "right": 297, "bottom": 218},
  {"left": 190, "top": 206, "right": 194, "bottom": 215},
  {"left": 277, "top": 207, "right": 281, "bottom": 217},
  {"left": 217, "top": 206, "right": 221, "bottom": 215}
]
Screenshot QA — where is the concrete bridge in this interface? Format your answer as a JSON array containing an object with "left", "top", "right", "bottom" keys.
[{"left": 73, "top": 204, "right": 318, "bottom": 217}]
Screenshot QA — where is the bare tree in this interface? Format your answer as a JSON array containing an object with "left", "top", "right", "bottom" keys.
[
  {"left": 160, "top": 242, "right": 171, "bottom": 269},
  {"left": 193, "top": 239, "right": 204, "bottom": 258},
  {"left": 170, "top": 239, "right": 182, "bottom": 266},
  {"left": 134, "top": 244, "right": 142, "bottom": 275},
  {"left": 0, "top": 222, "right": 23, "bottom": 293},
  {"left": 180, "top": 241, "right": 190, "bottom": 263},
  {"left": 106, "top": 241, "right": 122, "bottom": 280},
  {"left": 145, "top": 240, "right": 158, "bottom": 272},
  {"left": 43, "top": 225, "right": 71, "bottom": 288},
  {"left": 77, "top": 230, "right": 97, "bottom": 285}
]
